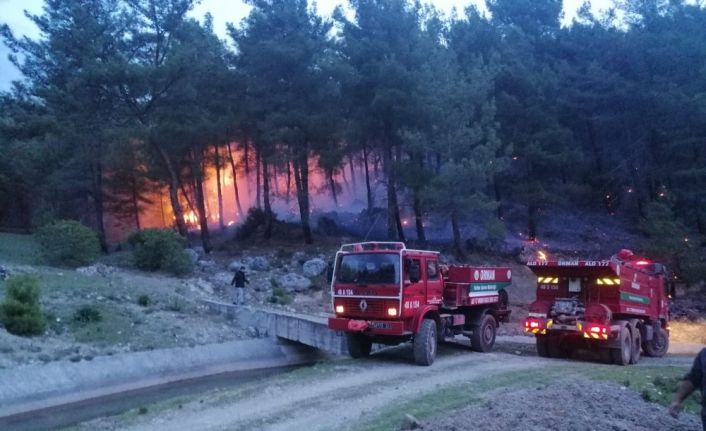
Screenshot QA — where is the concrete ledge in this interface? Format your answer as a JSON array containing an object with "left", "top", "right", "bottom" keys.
[
  {"left": 0, "top": 338, "right": 324, "bottom": 418},
  {"left": 201, "top": 300, "right": 349, "bottom": 355}
]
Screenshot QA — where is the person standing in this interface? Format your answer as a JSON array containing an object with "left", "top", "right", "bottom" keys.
[
  {"left": 231, "top": 266, "right": 249, "bottom": 305},
  {"left": 670, "top": 347, "right": 705, "bottom": 431}
]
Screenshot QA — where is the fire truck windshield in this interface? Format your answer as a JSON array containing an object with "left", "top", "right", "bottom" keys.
[{"left": 337, "top": 253, "right": 400, "bottom": 285}]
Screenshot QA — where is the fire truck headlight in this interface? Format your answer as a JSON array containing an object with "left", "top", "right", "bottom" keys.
[
  {"left": 335, "top": 305, "right": 344, "bottom": 314},
  {"left": 387, "top": 307, "right": 398, "bottom": 317}
]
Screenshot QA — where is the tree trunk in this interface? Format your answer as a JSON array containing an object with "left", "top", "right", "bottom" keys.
[
  {"left": 363, "top": 146, "right": 373, "bottom": 211},
  {"left": 451, "top": 209, "right": 464, "bottom": 259},
  {"left": 328, "top": 169, "right": 339, "bottom": 207},
  {"left": 286, "top": 160, "right": 292, "bottom": 203},
  {"left": 92, "top": 160, "right": 108, "bottom": 252},
  {"left": 226, "top": 142, "right": 244, "bottom": 219},
  {"left": 255, "top": 147, "right": 261, "bottom": 209},
  {"left": 348, "top": 155, "right": 357, "bottom": 190},
  {"left": 413, "top": 190, "right": 426, "bottom": 245},
  {"left": 493, "top": 175, "right": 503, "bottom": 219},
  {"left": 386, "top": 144, "right": 405, "bottom": 242},
  {"left": 293, "top": 147, "right": 312, "bottom": 244},
  {"left": 528, "top": 204, "right": 538, "bottom": 242},
  {"left": 191, "top": 151, "right": 212, "bottom": 253},
  {"left": 262, "top": 155, "right": 273, "bottom": 239},
  {"left": 159, "top": 191, "right": 166, "bottom": 227},
  {"left": 383, "top": 146, "right": 395, "bottom": 239},
  {"left": 131, "top": 172, "right": 141, "bottom": 230},
  {"left": 154, "top": 142, "right": 188, "bottom": 236},
  {"left": 214, "top": 144, "right": 225, "bottom": 229},
  {"left": 340, "top": 165, "right": 350, "bottom": 194},
  {"left": 179, "top": 180, "right": 196, "bottom": 215}
]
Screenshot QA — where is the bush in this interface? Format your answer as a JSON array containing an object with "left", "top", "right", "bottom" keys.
[
  {"left": 73, "top": 305, "right": 102, "bottom": 323},
  {"left": 127, "top": 229, "right": 193, "bottom": 276},
  {"left": 316, "top": 216, "right": 338, "bottom": 236},
  {"left": 35, "top": 220, "right": 101, "bottom": 267},
  {"left": 269, "top": 286, "right": 292, "bottom": 305},
  {"left": 236, "top": 208, "right": 278, "bottom": 240},
  {"left": 0, "top": 274, "right": 46, "bottom": 336},
  {"left": 137, "top": 294, "right": 151, "bottom": 307}
]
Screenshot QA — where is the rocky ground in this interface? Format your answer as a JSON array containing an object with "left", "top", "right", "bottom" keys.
[
  {"left": 412, "top": 379, "right": 702, "bottom": 431},
  {"left": 0, "top": 236, "right": 339, "bottom": 368}
]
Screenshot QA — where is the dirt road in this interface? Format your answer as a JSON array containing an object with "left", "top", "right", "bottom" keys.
[
  {"left": 73, "top": 344, "right": 543, "bottom": 431},
  {"left": 71, "top": 342, "right": 701, "bottom": 431}
]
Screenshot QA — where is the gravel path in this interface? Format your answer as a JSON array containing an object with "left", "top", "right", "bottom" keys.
[{"left": 84, "top": 347, "right": 546, "bottom": 431}]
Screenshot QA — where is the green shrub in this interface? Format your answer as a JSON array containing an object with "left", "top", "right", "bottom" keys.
[
  {"left": 269, "top": 286, "right": 292, "bottom": 305},
  {"left": 236, "top": 208, "right": 277, "bottom": 240},
  {"left": 74, "top": 305, "right": 102, "bottom": 323},
  {"left": 162, "top": 246, "right": 194, "bottom": 276},
  {"left": 137, "top": 294, "right": 151, "bottom": 307},
  {"left": 127, "top": 229, "right": 193, "bottom": 276},
  {"left": 35, "top": 220, "right": 101, "bottom": 267},
  {"left": 0, "top": 274, "right": 46, "bottom": 336}
]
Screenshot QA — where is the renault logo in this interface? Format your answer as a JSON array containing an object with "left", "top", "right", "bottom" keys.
[{"left": 359, "top": 299, "right": 368, "bottom": 312}]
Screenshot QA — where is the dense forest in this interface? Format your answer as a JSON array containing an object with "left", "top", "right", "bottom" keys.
[{"left": 0, "top": 0, "right": 705, "bottom": 278}]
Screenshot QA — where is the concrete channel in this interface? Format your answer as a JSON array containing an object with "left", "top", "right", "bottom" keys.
[{"left": 0, "top": 303, "right": 342, "bottom": 430}]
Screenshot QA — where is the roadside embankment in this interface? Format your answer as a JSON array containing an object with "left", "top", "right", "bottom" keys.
[{"left": 0, "top": 337, "right": 325, "bottom": 419}]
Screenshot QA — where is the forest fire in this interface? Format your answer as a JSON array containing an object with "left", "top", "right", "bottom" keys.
[{"left": 105, "top": 147, "right": 377, "bottom": 241}]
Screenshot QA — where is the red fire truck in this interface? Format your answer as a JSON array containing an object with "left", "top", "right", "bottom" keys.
[
  {"left": 327, "top": 242, "right": 512, "bottom": 365},
  {"left": 523, "top": 249, "right": 672, "bottom": 365}
]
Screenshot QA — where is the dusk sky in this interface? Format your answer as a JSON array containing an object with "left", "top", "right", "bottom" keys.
[{"left": 0, "top": 0, "right": 611, "bottom": 91}]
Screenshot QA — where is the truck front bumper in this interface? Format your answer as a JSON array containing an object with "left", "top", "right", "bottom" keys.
[{"left": 328, "top": 317, "right": 406, "bottom": 336}]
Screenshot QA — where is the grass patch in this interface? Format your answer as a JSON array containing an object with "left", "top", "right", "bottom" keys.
[
  {"left": 269, "top": 284, "right": 292, "bottom": 305},
  {"left": 69, "top": 305, "right": 137, "bottom": 346},
  {"left": 0, "top": 233, "right": 40, "bottom": 265},
  {"left": 352, "top": 369, "right": 551, "bottom": 431},
  {"left": 581, "top": 364, "right": 702, "bottom": 415}
]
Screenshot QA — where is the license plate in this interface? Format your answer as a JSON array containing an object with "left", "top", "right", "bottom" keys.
[{"left": 369, "top": 322, "right": 391, "bottom": 329}]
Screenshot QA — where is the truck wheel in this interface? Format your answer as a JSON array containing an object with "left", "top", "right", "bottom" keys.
[
  {"left": 630, "top": 327, "right": 642, "bottom": 364},
  {"left": 643, "top": 327, "right": 669, "bottom": 357},
  {"left": 470, "top": 314, "right": 497, "bottom": 353},
  {"left": 346, "top": 333, "right": 372, "bottom": 358},
  {"left": 610, "top": 326, "right": 632, "bottom": 366},
  {"left": 437, "top": 318, "right": 447, "bottom": 344},
  {"left": 536, "top": 334, "right": 549, "bottom": 357},
  {"left": 414, "top": 319, "right": 437, "bottom": 366}
]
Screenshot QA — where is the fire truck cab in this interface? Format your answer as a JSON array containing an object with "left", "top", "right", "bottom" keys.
[{"left": 328, "top": 242, "right": 512, "bottom": 365}]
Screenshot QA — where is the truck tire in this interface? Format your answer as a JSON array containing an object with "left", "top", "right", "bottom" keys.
[
  {"left": 437, "top": 318, "right": 447, "bottom": 344},
  {"left": 346, "top": 333, "right": 372, "bottom": 358},
  {"left": 470, "top": 314, "right": 497, "bottom": 353},
  {"left": 630, "top": 327, "right": 642, "bottom": 364},
  {"left": 536, "top": 334, "right": 549, "bottom": 357},
  {"left": 414, "top": 319, "right": 437, "bottom": 366},
  {"left": 610, "top": 326, "right": 632, "bottom": 366},
  {"left": 643, "top": 327, "right": 669, "bottom": 357}
]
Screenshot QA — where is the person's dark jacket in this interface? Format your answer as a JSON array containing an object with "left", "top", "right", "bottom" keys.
[
  {"left": 685, "top": 348, "right": 706, "bottom": 419},
  {"left": 231, "top": 270, "right": 249, "bottom": 288}
]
